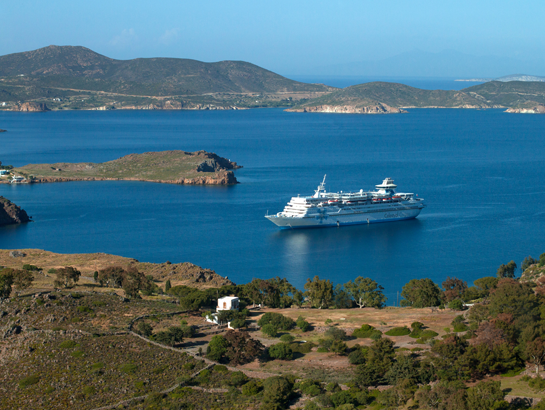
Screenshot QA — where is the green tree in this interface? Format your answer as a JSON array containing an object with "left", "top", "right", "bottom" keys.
[
  {"left": 442, "top": 277, "right": 468, "bottom": 303},
  {"left": 137, "top": 322, "right": 153, "bottom": 337},
  {"left": 400, "top": 278, "right": 442, "bottom": 308},
  {"left": 521, "top": 256, "right": 538, "bottom": 272},
  {"left": 333, "top": 284, "right": 352, "bottom": 308},
  {"left": 466, "top": 381, "right": 507, "bottom": 410},
  {"left": 467, "top": 304, "right": 489, "bottom": 325},
  {"left": 488, "top": 279, "right": 539, "bottom": 328},
  {"left": 0, "top": 268, "right": 14, "bottom": 298},
  {"left": 354, "top": 337, "right": 395, "bottom": 386},
  {"left": 165, "top": 279, "right": 171, "bottom": 293},
  {"left": 473, "top": 277, "right": 499, "bottom": 297},
  {"left": 261, "top": 324, "right": 278, "bottom": 337},
  {"left": 526, "top": 337, "right": 545, "bottom": 374},
  {"left": 122, "top": 267, "right": 150, "bottom": 298},
  {"left": 304, "top": 275, "right": 333, "bottom": 308},
  {"left": 207, "top": 335, "right": 229, "bottom": 362},
  {"left": 344, "top": 277, "right": 386, "bottom": 308},
  {"left": 496, "top": 260, "right": 517, "bottom": 278},
  {"left": 54, "top": 266, "right": 81, "bottom": 288},
  {"left": 262, "top": 376, "right": 293, "bottom": 409},
  {"left": 10, "top": 269, "right": 33, "bottom": 294},
  {"left": 224, "top": 330, "right": 264, "bottom": 365},
  {"left": 269, "top": 343, "right": 293, "bottom": 360}
]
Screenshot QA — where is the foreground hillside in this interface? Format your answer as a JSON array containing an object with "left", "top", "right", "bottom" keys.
[
  {"left": 2, "top": 249, "right": 545, "bottom": 409},
  {"left": 0, "top": 45, "right": 334, "bottom": 110}
]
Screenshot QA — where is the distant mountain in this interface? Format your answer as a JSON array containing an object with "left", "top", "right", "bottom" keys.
[
  {"left": 456, "top": 74, "right": 545, "bottom": 82},
  {"left": 315, "top": 50, "right": 544, "bottom": 78},
  {"left": 0, "top": 45, "right": 332, "bottom": 99}
]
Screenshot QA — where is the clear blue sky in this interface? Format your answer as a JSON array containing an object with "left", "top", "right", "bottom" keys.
[{"left": 2, "top": 0, "right": 544, "bottom": 77}]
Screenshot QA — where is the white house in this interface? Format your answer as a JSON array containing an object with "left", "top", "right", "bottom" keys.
[
  {"left": 206, "top": 296, "right": 240, "bottom": 324},
  {"left": 217, "top": 296, "right": 239, "bottom": 311},
  {"left": 0, "top": 170, "right": 9, "bottom": 176}
]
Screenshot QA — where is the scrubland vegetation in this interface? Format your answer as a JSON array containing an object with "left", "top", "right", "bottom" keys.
[{"left": 2, "top": 252, "right": 545, "bottom": 409}]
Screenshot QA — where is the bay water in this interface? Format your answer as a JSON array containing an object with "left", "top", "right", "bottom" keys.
[{"left": 1, "top": 108, "right": 544, "bottom": 303}]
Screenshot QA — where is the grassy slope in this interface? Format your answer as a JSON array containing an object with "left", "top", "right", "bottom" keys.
[
  {"left": 12, "top": 151, "right": 232, "bottom": 181},
  {"left": 0, "top": 248, "right": 232, "bottom": 289}
]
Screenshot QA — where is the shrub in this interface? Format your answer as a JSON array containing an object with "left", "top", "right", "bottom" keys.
[
  {"left": 242, "top": 380, "right": 261, "bottom": 396},
  {"left": 325, "top": 319, "right": 333, "bottom": 325},
  {"left": 348, "top": 349, "right": 367, "bottom": 365},
  {"left": 227, "top": 371, "right": 249, "bottom": 387},
  {"left": 297, "top": 318, "right": 311, "bottom": 332},
  {"left": 258, "top": 312, "right": 295, "bottom": 331},
  {"left": 137, "top": 322, "right": 153, "bottom": 337},
  {"left": 229, "top": 318, "right": 246, "bottom": 329},
  {"left": 59, "top": 340, "right": 78, "bottom": 349},
  {"left": 411, "top": 322, "right": 424, "bottom": 330},
  {"left": 326, "top": 382, "right": 342, "bottom": 393},
  {"left": 317, "top": 347, "right": 328, "bottom": 353},
  {"left": 71, "top": 350, "right": 84, "bottom": 358},
  {"left": 324, "top": 326, "right": 347, "bottom": 340},
  {"left": 261, "top": 324, "right": 278, "bottom": 337},
  {"left": 453, "top": 323, "right": 468, "bottom": 332},
  {"left": 269, "top": 343, "right": 294, "bottom": 360},
  {"left": 290, "top": 342, "right": 315, "bottom": 354},
  {"left": 214, "top": 364, "right": 228, "bottom": 372},
  {"left": 207, "top": 335, "right": 229, "bottom": 362},
  {"left": 529, "top": 376, "right": 545, "bottom": 392},
  {"left": 119, "top": 363, "right": 138, "bottom": 374},
  {"left": 352, "top": 324, "right": 382, "bottom": 339},
  {"left": 83, "top": 386, "right": 96, "bottom": 396},
  {"left": 280, "top": 334, "right": 295, "bottom": 343},
  {"left": 19, "top": 375, "right": 40, "bottom": 388},
  {"left": 262, "top": 376, "right": 293, "bottom": 408},
  {"left": 448, "top": 299, "right": 465, "bottom": 311},
  {"left": 78, "top": 306, "right": 94, "bottom": 314},
  {"left": 370, "top": 330, "right": 383, "bottom": 340},
  {"left": 299, "top": 380, "right": 323, "bottom": 396},
  {"left": 182, "top": 363, "right": 195, "bottom": 370},
  {"left": 385, "top": 327, "right": 411, "bottom": 336}
]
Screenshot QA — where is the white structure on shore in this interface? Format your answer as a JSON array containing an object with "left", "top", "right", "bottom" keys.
[{"left": 206, "top": 296, "right": 240, "bottom": 324}]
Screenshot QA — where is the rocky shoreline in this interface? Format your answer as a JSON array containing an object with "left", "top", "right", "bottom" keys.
[
  {"left": 286, "top": 103, "right": 407, "bottom": 114},
  {"left": 0, "top": 196, "right": 30, "bottom": 226},
  {"left": 12, "top": 170, "right": 238, "bottom": 186},
  {"left": 505, "top": 104, "right": 545, "bottom": 114}
]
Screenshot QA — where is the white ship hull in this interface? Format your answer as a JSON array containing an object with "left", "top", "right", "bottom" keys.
[
  {"left": 265, "top": 176, "right": 425, "bottom": 229},
  {"left": 266, "top": 206, "right": 422, "bottom": 229}
]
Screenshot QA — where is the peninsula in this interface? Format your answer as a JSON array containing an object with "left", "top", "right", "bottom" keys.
[
  {"left": 0, "top": 196, "right": 30, "bottom": 226},
  {"left": 287, "top": 80, "right": 545, "bottom": 114},
  {"left": 4, "top": 150, "right": 241, "bottom": 185}
]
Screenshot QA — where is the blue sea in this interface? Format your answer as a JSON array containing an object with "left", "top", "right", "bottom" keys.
[{"left": 1, "top": 107, "right": 545, "bottom": 303}]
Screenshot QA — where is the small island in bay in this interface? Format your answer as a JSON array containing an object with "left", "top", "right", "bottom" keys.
[{"left": 5, "top": 150, "right": 241, "bottom": 185}]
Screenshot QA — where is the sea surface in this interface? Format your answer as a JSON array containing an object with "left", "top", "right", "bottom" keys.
[{"left": 1, "top": 107, "right": 545, "bottom": 303}]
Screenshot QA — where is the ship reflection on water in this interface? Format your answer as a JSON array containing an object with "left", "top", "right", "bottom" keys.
[{"left": 270, "top": 219, "right": 424, "bottom": 301}]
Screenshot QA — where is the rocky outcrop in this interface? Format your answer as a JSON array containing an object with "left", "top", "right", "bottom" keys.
[
  {"left": 10, "top": 102, "right": 50, "bottom": 112},
  {"left": 286, "top": 103, "right": 407, "bottom": 114},
  {"left": 0, "top": 196, "right": 30, "bottom": 226},
  {"left": 506, "top": 104, "right": 545, "bottom": 114},
  {"left": 0, "top": 129, "right": 6, "bottom": 133},
  {"left": 194, "top": 151, "right": 242, "bottom": 172}
]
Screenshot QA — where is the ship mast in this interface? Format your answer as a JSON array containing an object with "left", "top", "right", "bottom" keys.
[{"left": 313, "top": 174, "right": 327, "bottom": 198}]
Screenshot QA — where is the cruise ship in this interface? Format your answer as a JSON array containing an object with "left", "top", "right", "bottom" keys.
[{"left": 265, "top": 176, "right": 425, "bottom": 229}]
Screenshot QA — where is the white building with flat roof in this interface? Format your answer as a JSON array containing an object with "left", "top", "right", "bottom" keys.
[{"left": 217, "top": 296, "right": 239, "bottom": 311}]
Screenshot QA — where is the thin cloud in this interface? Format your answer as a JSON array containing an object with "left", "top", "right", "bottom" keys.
[
  {"left": 110, "top": 28, "right": 138, "bottom": 46},
  {"left": 158, "top": 28, "right": 180, "bottom": 45}
]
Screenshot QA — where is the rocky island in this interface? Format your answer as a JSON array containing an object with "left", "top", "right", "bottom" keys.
[
  {"left": 5, "top": 150, "right": 241, "bottom": 185},
  {"left": 0, "top": 196, "right": 30, "bottom": 226}
]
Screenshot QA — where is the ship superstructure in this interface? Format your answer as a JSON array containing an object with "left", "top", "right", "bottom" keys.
[{"left": 265, "top": 176, "right": 425, "bottom": 229}]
